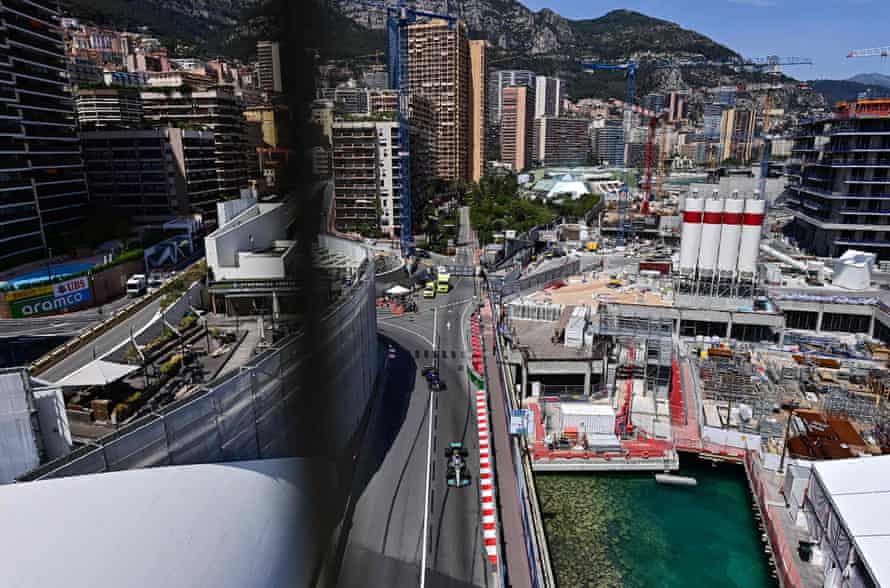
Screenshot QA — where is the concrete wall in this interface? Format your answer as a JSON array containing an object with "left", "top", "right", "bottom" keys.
[{"left": 91, "top": 259, "right": 146, "bottom": 305}]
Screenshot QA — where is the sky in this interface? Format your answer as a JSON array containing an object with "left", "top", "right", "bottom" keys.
[{"left": 521, "top": 0, "right": 890, "bottom": 80}]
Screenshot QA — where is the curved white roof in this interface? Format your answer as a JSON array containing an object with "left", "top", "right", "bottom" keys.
[{"left": 0, "top": 458, "right": 333, "bottom": 588}]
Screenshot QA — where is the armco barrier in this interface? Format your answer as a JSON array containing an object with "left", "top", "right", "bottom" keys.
[{"left": 20, "top": 255, "right": 378, "bottom": 481}]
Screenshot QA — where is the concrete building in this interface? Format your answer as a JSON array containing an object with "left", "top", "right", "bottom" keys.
[
  {"left": 594, "top": 119, "right": 626, "bottom": 167},
  {"left": 256, "top": 41, "right": 283, "bottom": 94},
  {"left": 489, "top": 69, "right": 535, "bottom": 124},
  {"left": 331, "top": 118, "right": 407, "bottom": 236},
  {"left": 535, "top": 76, "right": 564, "bottom": 119},
  {"left": 719, "top": 107, "right": 757, "bottom": 163},
  {"left": 205, "top": 197, "right": 295, "bottom": 288},
  {"left": 703, "top": 103, "right": 723, "bottom": 140},
  {"left": 147, "top": 71, "right": 217, "bottom": 91},
  {"left": 0, "top": 368, "right": 70, "bottom": 484},
  {"left": 0, "top": 0, "right": 89, "bottom": 269},
  {"left": 141, "top": 88, "right": 250, "bottom": 209},
  {"left": 642, "top": 93, "right": 666, "bottom": 116},
  {"left": 668, "top": 90, "right": 689, "bottom": 123},
  {"left": 320, "top": 87, "right": 371, "bottom": 116},
  {"left": 786, "top": 98, "right": 890, "bottom": 260},
  {"left": 534, "top": 117, "right": 591, "bottom": 167},
  {"left": 75, "top": 88, "right": 143, "bottom": 129},
  {"left": 469, "top": 40, "right": 487, "bottom": 182},
  {"left": 501, "top": 86, "right": 534, "bottom": 172},
  {"left": 406, "top": 19, "right": 470, "bottom": 181},
  {"left": 81, "top": 128, "right": 217, "bottom": 223}
]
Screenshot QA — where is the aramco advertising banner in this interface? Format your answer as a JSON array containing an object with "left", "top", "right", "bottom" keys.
[{"left": 7, "top": 276, "right": 92, "bottom": 318}]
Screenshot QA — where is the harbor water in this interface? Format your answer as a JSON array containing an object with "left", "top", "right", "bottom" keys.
[{"left": 536, "top": 456, "right": 776, "bottom": 588}]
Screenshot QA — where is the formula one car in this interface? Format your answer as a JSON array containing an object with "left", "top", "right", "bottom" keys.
[{"left": 445, "top": 442, "right": 470, "bottom": 488}]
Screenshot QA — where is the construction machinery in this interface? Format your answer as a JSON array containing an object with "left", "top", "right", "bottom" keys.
[
  {"left": 351, "top": 1, "right": 458, "bottom": 252},
  {"left": 848, "top": 46, "right": 890, "bottom": 59}
]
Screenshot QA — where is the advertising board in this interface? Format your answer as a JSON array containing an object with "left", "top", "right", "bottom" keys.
[{"left": 8, "top": 276, "right": 92, "bottom": 318}]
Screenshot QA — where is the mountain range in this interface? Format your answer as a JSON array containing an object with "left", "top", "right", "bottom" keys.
[{"left": 847, "top": 73, "right": 890, "bottom": 88}]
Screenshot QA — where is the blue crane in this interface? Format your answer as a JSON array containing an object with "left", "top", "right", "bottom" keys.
[{"left": 353, "top": 1, "right": 457, "bottom": 252}]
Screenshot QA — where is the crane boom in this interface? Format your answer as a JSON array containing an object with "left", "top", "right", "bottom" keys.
[{"left": 847, "top": 46, "right": 890, "bottom": 59}]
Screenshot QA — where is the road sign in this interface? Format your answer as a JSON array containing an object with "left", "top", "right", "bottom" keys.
[{"left": 510, "top": 409, "right": 530, "bottom": 435}]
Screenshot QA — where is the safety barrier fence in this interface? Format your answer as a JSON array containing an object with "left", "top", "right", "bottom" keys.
[
  {"left": 745, "top": 451, "right": 803, "bottom": 588},
  {"left": 490, "top": 258, "right": 581, "bottom": 303}
]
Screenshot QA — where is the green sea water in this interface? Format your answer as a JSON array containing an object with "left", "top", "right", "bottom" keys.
[{"left": 536, "top": 457, "right": 776, "bottom": 588}]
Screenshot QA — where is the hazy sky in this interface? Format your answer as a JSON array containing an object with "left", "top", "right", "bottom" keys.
[{"left": 521, "top": 0, "right": 890, "bottom": 80}]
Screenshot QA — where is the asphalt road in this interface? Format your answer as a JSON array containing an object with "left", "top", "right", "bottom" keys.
[
  {"left": 337, "top": 208, "right": 486, "bottom": 587},
  {"left": 38, "top": 298, "right": 163, "bottom": 382}
]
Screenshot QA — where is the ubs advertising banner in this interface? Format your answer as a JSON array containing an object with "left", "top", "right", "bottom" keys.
[{"left": 7, "top": 276, "right": 92, "bottom": 318}]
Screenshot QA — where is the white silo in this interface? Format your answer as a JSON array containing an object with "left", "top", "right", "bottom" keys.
[
  {"left": 737, "top": 197, "right": 765, "bottom": 275},
  {"left": 717, "top": 193, "right": 744, "bottom": 275},
  {"left": 697, "top": 193, "right": 724, "bottom": 274},
  {"left": 679, "top": 190, "right": 703, "bottom": 273}
]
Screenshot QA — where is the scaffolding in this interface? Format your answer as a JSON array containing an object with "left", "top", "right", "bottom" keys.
[
  {"left": 695, "top": 354, "right": 780, "bottom": 437},
  {"left": 594, "top": 305, "right": 674, "bottom": 340}
]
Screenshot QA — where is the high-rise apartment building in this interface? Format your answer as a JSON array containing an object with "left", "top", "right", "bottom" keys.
[
  {"left": 534, "top": 76, "right": 564, "bottom": 119},
  {"left": 534, "top": 117, "right": 591, "bottom": 167},
  {"left": 75, "top": 88, "right": 143, "bottom": 129},
  {"left": 488, "top": 70, "right": 535, "bottom": 124},
  {"left": 719, "top": 107, "right": 756, "bottom": 163},
  {"left": 594, "top": 119, "right": 626, "bottom": 166},
  {"left": 703, "top": 103, "right": 723, "bottom": 140},
  {"left": 469, "top": 40, "right": 487, "bottom": 182},
  {"left": 256, "top": 41, "right": 283, "bottom": 93},
  {"left": 331, "top": 122, "right": 377, "bottom": 233},
  {"left": 501, "top": 86, "right": 534, "bottom": 172},
  {"left": 81, "top": 128, "right": 217, "bottom": 223},
  {"left": 141, "top": 88, "right": 249, "bottom": 212},
  {"left": 406, "top": 19, "right": 470, "bottom": 181},
  {"left": 0, "top": 1, "right": 89, "bottom": 268},
  {"left": 668, "top": 91, "right": 689, "bottom": 123},
  {"left": 785, "top": 98, "right": 890, "bottom": 260},
  {"left": 642, "top": 93, "right": 666, "bottom": 116}
]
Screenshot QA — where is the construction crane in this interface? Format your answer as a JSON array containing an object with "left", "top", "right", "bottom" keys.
[
  {"left": 350, "top": 1, "right": 458, "bottom": 252},
  {"left": 848, "top": 46, "right": 890, "bottom": 59}
]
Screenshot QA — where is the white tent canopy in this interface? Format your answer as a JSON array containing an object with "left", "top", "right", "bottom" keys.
[
  {"left": 385, "top": 285, "right": 411, "bottom": 296},
  {"left": 53, "top": 359, "right": 139, "bottom": 387}
]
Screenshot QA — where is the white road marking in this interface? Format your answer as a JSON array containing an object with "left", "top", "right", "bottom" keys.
[{"left": 420, "top": 307, "right": 437, "bottom": 588}]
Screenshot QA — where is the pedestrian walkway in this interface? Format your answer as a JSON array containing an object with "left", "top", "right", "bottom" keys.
[{"left": 480, "top": 300, "right": 533, "bottom": 588}]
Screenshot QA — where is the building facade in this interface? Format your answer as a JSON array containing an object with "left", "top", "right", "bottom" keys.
[
  {"left": 141, "top": 88, "right": 249, "bottom": 210},
  {"left": 785, "top": 98, "right": 890, "bottom": 260},
  {"left": 703, "top": 103, "right": 723, "bottom": 140},
  {"left": 75, "top": 88, "right": 143, "bottom": 129},
  {"left": 1, "top": 1, "right": 89, "bottom": 269},
  {"left": 406, "top": 19, "right": 470, "bottom": 181},
  {"left": 489, "top": 69, "right": 535, "bottom": 124},
  {"left": 501, "top": 86, "right": 534, "bottom": 172},
  {"left": 534, "top": 76, "right": 564, "bottom": 119},
  {"left": 81, "top": 128, "right": 217, "bottom": 223},
  {"left": 719, "top": 107, "right": 756, "bottom": 163},
  {"left": 331, "top": 121, "right": 382, "bottom": 234},
  {"left": 256, "top": 41, "right": 282, "bottom": 94},
  {"left": 594, "top": 119, "right": 626, "bottom": 167},
  {"left": 534, "top": 117, "right": 591, "bottom": 167},
  {"left": 469, "top": 40, "right": 487, "bottom": 182}
]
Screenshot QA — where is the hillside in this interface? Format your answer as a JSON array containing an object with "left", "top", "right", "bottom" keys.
[
  {"left": 848, "top": 73, "right": 890, "bottom": 89},
  {"left": 64, "top": 0, "right": 751, "bottom": 99},
  {"left": 808, "top": 79, "right": 886, "bottom": 106}
]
